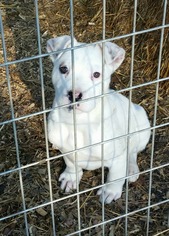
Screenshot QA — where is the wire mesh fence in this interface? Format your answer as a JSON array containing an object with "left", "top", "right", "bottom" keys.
[{"left": 0, "top": 0, "right": 169, "bottom": 235}]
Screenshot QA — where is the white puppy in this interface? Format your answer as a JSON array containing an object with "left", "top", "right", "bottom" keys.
[{"left": 47, "top": 35, "right": 150, "bottom": 204}]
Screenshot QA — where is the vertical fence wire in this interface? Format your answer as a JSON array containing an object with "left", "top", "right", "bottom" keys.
[
  {"left": 34, "top": 1, "right": 56, "bottom": 235},
  {"left": 146, "top": 0, "right": 168, "bottom": 235},
  {"left": 0, "top": 9, "right": 29, "bottom": 236},
  {"left": 69, "top": 0, "right": 82, "bottom": 235},
  {"left": 125, "top": 0, "right": 138, "bottom": 234},
  {"left": 101, "top": 0, "right": 106, "bottom": 234}
]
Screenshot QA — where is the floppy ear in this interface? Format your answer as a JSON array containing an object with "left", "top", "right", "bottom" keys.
[
  {"left": 47, "top": 35, "right": 77, "bottom": 63},
  {"left": 103, "top": 42, "right": 125, "bottom": 72}
]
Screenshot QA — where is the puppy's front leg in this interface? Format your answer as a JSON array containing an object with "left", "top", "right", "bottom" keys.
[
  {"left": 97, "top": 153, "right": 126, "bottom": 204},
  {"left": 59, "top": 156, "right": 83, "bottom": 192}
]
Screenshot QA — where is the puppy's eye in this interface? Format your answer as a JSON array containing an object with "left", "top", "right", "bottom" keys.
[
  {"left": 59, "top": 66, "right": 68, "bottom": 74},
  {"left": 93, "top": 72, "right": 100, "bottom": 78}
]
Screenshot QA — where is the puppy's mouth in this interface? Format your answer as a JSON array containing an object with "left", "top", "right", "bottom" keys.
[
  {"left": 67, "top": 90, "right": 83, "bottom": 111},
  {"left": 68, "top": 103, "right": 81, "bottom": 112}
]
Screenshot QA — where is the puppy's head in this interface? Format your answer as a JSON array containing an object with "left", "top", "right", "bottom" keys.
[{"left": 47, "top": 35, "right": 125, "bottom": 113}]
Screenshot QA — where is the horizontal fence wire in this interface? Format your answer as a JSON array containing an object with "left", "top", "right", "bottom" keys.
[
  {"left": 0, "top": 0, "right": 169, "bottom": 235},
  {"left": 0, "top": 76, "right": 169, "bottom": 126},
  {"left": 0, "top": 24, "right": 169, "bottom": 68},
  {"left": 0, "top": 121, "right": 169, "bottom": 178}
]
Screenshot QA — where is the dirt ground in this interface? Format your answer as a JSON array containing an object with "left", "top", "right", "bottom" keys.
[{"left": 0, "top": 0, "right": 169, "bottom": 235}]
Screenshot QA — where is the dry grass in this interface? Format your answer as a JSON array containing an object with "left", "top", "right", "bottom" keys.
[{"left": 0, "top": 0, "right": 169, "bottom": 235}]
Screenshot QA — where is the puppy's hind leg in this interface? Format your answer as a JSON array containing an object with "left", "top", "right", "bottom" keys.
[{"left": 128, "top": 152, "right": 140, "bottom": 182}]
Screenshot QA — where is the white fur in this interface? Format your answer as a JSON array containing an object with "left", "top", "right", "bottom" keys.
[{"left": 47, "top": 35, "right": 151, "bottom": 204}]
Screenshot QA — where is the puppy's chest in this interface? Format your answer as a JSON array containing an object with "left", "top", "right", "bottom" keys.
[
  {"left": 48, "top": 108, "right": 127, "bottom": 161},
  {"left": 63, "top": 122, "right": 102, "bottom": 150},
  {"left": 57, "top": 120, "right": 125, "bottom": 158}
]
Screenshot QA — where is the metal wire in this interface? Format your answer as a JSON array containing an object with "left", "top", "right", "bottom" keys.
[
  {"left": 70, "top": 1, "right": 82, "bottom": 235},
  {"left": 125, "top": 1, "right": 138, "bottom": 234},
  {"left": 101, "top": 0, "right": 106, "bottom": 234},
  {"left": 0, "top": 24, "right": 169, "bottom": 68},
  {"left": 0, "top": 122, "right": 169, "bottom": 178},
  {"left": 1, "top": 75, "right": 168, "bottom": 126},
  {"left": 0, "top": 121, "right": 169, "bottom": 178},
  {"left": 0, "top": 9, "right": 29, "bottom": 236},
  {"left": 146, "top": 1, "right": 168, "bottom": 235},
  {"left": 34, "top": 1, "right": 56, "bottom": 235},
  {"left": 0, "top": 163, "right": 168, "bottom": 223}
]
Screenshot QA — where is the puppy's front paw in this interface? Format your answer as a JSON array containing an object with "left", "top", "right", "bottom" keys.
[
  {"left": 128, "top": 164, "right": 140, "bottom": 182},
  {"left": 52, "top": 144, "right": 59, "bottom": 150},
  {"left": 97, "top": 183, "right": 123, "bottom": 204},
  {"left": 59, "top": 169, "right": 83, "bottom": 193}
]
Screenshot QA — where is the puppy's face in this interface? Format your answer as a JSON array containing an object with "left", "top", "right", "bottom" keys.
[
  {"left": 47, "top": 36, "right": 125, "bottom": 113},
  {"left": 52, "top": 44, "right": 111, "bottom": 112}
]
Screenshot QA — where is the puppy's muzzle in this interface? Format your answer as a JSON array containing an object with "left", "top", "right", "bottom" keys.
[{"left": 67, "top": 90, "right": 83, "bottom": 110}]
